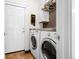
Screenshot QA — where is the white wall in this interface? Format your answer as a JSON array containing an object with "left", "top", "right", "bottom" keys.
[{"left": 25, "top": 0, "right": 41, "bottom": 28}]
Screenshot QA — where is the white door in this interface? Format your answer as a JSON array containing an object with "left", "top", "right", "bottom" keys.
[
  {"left": 56, "top": 0, "right": 71, "bottom": 59},
  {"left": 5, "top": 4, "right": 25, "bottom": 53}
]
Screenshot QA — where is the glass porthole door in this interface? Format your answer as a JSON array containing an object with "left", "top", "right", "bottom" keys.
[
  {"left": 31, "top": 36, "right": 37, "bottom": 50},
  {"left": 42, "top": 41, "right": 56, "bottom": 59}
]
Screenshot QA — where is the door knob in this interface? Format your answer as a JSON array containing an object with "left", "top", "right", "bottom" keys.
[
  {"left": 55, "top": 34, "right": 60, "bottom": 40},
  {"left": 4, "top": 32, "right": 7, "bottom": 36},
  {"left": 57, "top": 35, "right": 60, "bottom": 40}
]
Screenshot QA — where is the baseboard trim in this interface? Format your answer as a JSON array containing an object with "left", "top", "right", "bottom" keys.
[{"left": 5, "top": 50, "right": 24, "bottom": 55}]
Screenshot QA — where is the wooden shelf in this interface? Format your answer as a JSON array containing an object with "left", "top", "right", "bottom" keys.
[{"left": 39, "top": 21, "right": 49, "bottom": 23}]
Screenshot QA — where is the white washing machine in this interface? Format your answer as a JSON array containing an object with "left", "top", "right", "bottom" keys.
[
  {"left": 30, "top": 29, "right": 40, "bottom": 59},
  {"left": 40, "top": 31, "right": 57, "bottom": 59}
]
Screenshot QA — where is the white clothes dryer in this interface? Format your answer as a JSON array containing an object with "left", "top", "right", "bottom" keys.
[
  {"left": 40, "top": 31, "right": 57, "bottom": 59},
  {"left": 30, "top": 29, "right": 40, "bottom": 59}
]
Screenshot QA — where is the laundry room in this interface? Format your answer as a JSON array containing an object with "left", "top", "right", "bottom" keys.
[{"left": 5, "top": 0, "right": 73, "bottom": 59}]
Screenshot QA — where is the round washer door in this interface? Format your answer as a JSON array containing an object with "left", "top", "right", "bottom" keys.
[
  {"left": 31, "top": 36, "right": 37, "bottom": 50},
  {"left": 41, "top": 39, "right": 56, "bottom": 59}
]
